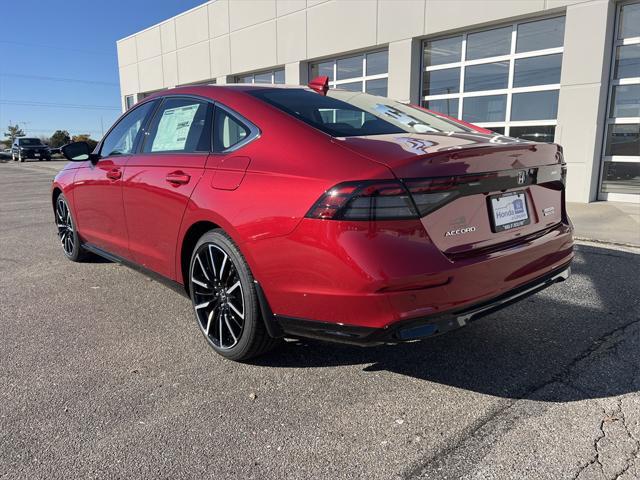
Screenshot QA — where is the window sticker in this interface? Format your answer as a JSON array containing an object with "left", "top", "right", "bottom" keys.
[{"left": 152, "top": 104, "right": 199, "bottom": 151}]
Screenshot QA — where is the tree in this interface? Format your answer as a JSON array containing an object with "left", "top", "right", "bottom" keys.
[
  {"left": 72, "top": 134, "right": 98, "bottom": 151},
  {"left": 3, "top": 124, "right": 25, "bottom": 147},
  {"left": 50, "top": 130, "right": 71, "bottom": 148}
]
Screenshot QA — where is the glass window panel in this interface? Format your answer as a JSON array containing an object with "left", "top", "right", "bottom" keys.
[
  {"left": 424, "top": 36, "right": 462, "bottom": 66},
  {"left": 511, "top": 90, "right": 559, "bottom": 120},
  {"left": 601, "top": 161, "right": 640, "bottom": 194},
  {"left": 250, "top": 88, "right": 470, "bottom": 137},
  {"left": 489, "top": 126, "right": 505, "bottom": 134},
  {"left": 254, "top": 72, "right": 272, "bottom": 84},
  {"left": 366, "top": 51, "right": 388, "bottom": 76},
  {"left": 610, "top": 85, "right": 640, "bottom": 118},
  {"left": 423, "top": 67, "right": 460, "bottom": 96},
  {"left": 144, "top": 99, "right": 210, "bottom": 153},
  {"left": 311, "top": 61, "right": 334, "bottom": 81},
  {"left": 513, "top": 54, "right": 562, "bottom": 87},
  {"left": 338, "top": 81, "right": 363, "bottom": 92},
  {"left": 605, "top": 124, "right": 640, "bottom": 156},
  {"left": 336, "top": 55, "right": 363, "bottom": 81},
  {"left": 619, "top": 2, "right": 640, "bottom": 39},
  {"left": 365, "top": 78, "right": 388, "bottom": 96},
  {"left": 101, "top": 101, "right": 155, "bottom": 157},
  {"left": 213, "top": 108, "right": 250, "bottom": 152},
  {"left": 335, "top": 110, "right": 367, "bottom": 128},
  {"left": 274, "top": 69, "right": 285, "bottom": 84},
  {"left": 509, "top": 125, "right": 556, "bottom": 143},
  {"left": 424, "top": 98, "right": 459, "bottom": 117},
  {"left": 464, "top": 61, "right": 509, "bottom": 92},
  {"left": 466, "top": 26, "right": 512, "bottom": 60},
  {"left": 516, "top": 17, "right": 565, "bottom": 53},
  {"left": 462, "top": 95, "right": 507, "bottom": 122},
  {"left": 238, "top": 75, "right": 253, "bottom": 84},
  {"left": 614, "top": 45, "right": 640, "bottom": 79},
  {"left": 125, "top": 95, "right": 134, "bottom": 110}
]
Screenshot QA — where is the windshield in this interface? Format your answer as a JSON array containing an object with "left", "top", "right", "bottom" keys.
[
  {"left": 248, "top": 88, "right": 470, "bottom": 137},
  {"left": 19, "top": 138, "right": 43, "bottom": 146}
]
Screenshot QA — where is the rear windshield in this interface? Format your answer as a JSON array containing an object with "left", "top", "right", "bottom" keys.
[
  {"left": 248, "top": 88, "right": 470, "bottom": 137},
  {"left": 19, "top": 138, "right": 42, "bottom": 146}
]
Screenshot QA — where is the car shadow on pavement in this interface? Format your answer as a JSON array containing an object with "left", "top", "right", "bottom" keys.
[{"left": 252, "top": 244, "right": 640, "bottom": 402}]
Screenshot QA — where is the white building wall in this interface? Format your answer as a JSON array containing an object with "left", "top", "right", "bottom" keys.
[{"left": 117, "top": 0, "right": 615, "bottom": 202}]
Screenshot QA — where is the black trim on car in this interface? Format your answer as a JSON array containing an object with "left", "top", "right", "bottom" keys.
[{"left": 82, "top": 243, "right": 189, "bottom": 298}]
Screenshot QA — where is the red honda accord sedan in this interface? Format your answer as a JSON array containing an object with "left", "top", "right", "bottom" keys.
[{"left": 53, "top": 79, "right": 573, "bottom": 361}]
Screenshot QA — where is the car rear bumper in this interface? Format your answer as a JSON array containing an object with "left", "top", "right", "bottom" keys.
[
  {"left": 266, "top": 262, "right": 571, "bottom": 345},
  {"left": 250, "top": 216, "right": 574, "bottom": 330}
]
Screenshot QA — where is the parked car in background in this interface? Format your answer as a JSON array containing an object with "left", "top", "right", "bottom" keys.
[
  {"left": 12, "top": 138, "right": 51, "bottom": 162},
  {"left": 52, "top": 80, "right": 573, "bottom": 361}
]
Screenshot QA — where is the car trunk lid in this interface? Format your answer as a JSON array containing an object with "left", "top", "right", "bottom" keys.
[{"left": 335, "top": 132, "right": 566, "bottom": 257}]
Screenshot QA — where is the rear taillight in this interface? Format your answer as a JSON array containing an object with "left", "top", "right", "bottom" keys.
[
  {"left": 306, "top": 171, "right": 523, "bottom": 221},
  {"left": 306, "top": 181, "right": 417, "bottom": 220}
]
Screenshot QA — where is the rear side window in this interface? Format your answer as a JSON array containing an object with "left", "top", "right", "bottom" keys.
[
  {"left": 213, "top": 106, "right": 251, "bottom": 152},
  {"left": 143, "top": 97, "right": 212, "bottom": 153},
  {"left": 101, "top": 101, "right": 156, "bottom": 157}
]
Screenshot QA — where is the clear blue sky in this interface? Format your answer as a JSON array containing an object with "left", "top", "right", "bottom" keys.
[{"left": 0, "top": 0, "right": 206, "bottom": 141}]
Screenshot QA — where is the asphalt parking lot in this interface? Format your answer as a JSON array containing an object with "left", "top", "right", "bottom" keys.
[{"left": 1, "top": 159, "right": 639, "bottom": 480}]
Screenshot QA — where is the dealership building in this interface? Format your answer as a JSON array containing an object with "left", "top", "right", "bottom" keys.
[{"left": 117, "top": 0, "right": 639, "bottom": 203}]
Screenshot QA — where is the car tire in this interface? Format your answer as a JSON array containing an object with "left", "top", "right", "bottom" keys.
[
  {"left": 19, "top": 152, "right": 24, "bottom": 162},
  {"left": 189, "top": 229, "right": 278, "bottom": 361},
  {"left": 55, "top": 193, "right": 89, "bottom": 262}
]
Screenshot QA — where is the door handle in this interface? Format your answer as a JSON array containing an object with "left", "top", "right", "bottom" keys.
[
  {"left": 166, "top": 171, "right": 191, "bottom": 185},
  {"left": 106, "top": 168, "right": 122, "bottom": 180}
]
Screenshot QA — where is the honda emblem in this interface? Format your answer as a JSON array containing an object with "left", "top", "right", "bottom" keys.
[{"left": 517, "top": 171, "right": 527, "bottom": 185}]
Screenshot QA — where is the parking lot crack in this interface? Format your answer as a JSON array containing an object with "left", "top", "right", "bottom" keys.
[
  {"left": 573, "top": 409, "right": 606, "bottom": 480},
  {"left": 405, "top": 318, "right": 640, "bottom": 480}
]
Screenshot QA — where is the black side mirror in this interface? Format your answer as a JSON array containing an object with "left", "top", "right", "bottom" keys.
[{"left": 61, "top": 141, "right": 98, "bottom": 162}]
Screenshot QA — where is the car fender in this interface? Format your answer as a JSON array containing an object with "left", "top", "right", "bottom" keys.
[{"left": 51, "top": 166, "right": 80, "bottom": 222}]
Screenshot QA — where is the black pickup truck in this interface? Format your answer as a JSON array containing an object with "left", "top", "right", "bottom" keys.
[{"left": 11, "top": 137, "right": 51, "bottom": 162}]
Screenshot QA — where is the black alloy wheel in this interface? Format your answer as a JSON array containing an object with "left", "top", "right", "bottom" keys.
[
  {"left": 189, "top": 230, "right": 277, "bottom": 361},
  {"left": 55, "top": 194, "right": 88, "bottom": 262}
]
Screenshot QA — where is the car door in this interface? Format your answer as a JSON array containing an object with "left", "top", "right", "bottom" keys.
[
  {"left": 121, "top": 96, "right": 213, "bottom": 279},
  {"left": 73, "top": 100, "right": 157, "bottom": 259}
]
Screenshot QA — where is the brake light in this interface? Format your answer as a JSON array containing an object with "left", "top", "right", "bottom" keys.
[
  {"left": 306, "top": 180, "right": 417, "bottom": 220},
  {"left": 306, "top": 173, "right": 504, "bottom": 221}
]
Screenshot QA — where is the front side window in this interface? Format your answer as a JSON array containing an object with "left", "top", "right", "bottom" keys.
[
  {"left": 249, "top": 88, "right": 469, "bottom": 137},
  {"left": 101, "top": 101, "right": 155, "bottom": 157},
  {"left": 143, "top": 98, "right": 211, "bottom": 153}
]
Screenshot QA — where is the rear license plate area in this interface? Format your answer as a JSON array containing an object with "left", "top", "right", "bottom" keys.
[{"left": 488, "top": 191, "right": 530, "bottom": 232}]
